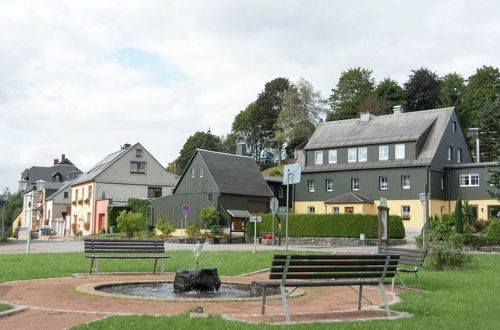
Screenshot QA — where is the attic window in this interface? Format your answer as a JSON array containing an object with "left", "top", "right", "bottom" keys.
[
  {"left": 200, "top": 168, "right": 204, "bottom": 178},
  {"left": 136, "top": 149, "right": 143, "bottom": 157},
  {"left": 64, "top": 192, "right": 69, "bottom": 199},
  {"left": 191, "top": 168, "right": 196, "bottom": 178},
  {"left": 452, "top": 121, "right": 457, "bottom": 132},
  {"left": 130, "top": 161, "right": 146, "bottom": 174}
]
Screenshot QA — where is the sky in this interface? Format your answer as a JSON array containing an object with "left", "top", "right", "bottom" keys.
[{"left": 1, "top": 0, "right": 499, "bottom": 193}]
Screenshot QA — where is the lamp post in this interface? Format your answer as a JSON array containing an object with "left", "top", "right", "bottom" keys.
[
  {"left": 418, "top": 192, "right": 429, "bottom": 249},
  {"left": 468, "top": 128, "right": 480, "bottom": 163}
]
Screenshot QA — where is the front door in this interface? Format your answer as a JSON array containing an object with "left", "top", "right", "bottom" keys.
[
  {"left": 345, "top": 207, "right": 354, "bottom": 214},
  {"left": 97, "top": 214, "right": 105, "bottom": 233}
]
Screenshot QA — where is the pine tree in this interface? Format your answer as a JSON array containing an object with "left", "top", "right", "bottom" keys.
[{"left": 454, "top": 197, "right": 464, "bottom": 234}]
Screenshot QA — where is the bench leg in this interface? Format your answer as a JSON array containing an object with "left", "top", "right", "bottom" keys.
[
  {"left": 153, "top": 259, "right": 158, "bottom": 273},
  {"left": 415, "top": 272, "right": 421, "bottom": 289},
  {"left": 89, "top": 258, "right": 94, "bottom": 274},
  {"left": 160, "top": 259, "right": 165, "bottom": 273},
  {"left": 358, "top": 285, "right": 363, "bottom": 310},
  {"left": 95, "top": 259, "right": 100, "bottom": 274},
  {"left": 379, "top": 283, "right": 391, "bottom": 317},
  {"left": 280, "top": 285, "right": 290, "bottom": 322},
  {"left": 261, "top": 287, "right": 267, "bottom": 315},
  {"left": 391, "top": 277, "right": 395, "bottom": 293}
]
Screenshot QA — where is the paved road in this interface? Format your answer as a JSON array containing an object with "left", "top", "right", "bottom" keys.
[{"left": 0, "top": 238, "right": 417, "bottom": 254}]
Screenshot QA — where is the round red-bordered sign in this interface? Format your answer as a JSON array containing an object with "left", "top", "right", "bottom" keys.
[{"left": 181, "top": 204, "right": 191, "bottom": 214}]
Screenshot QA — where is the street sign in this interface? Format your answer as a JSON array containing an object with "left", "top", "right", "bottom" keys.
[
  {"left": 283, "top": 163, "right": 301, "bottom": 185},
  {"left": 181, "top": 204, "right": 191, "bottom": 214},
  {"left": 279, "top": 207, "right": 287, "bottom": 217},
  {"left": 270, "top": 197, "right": 279, "bottom": 214},
  {"left": 249, "top": 216, "right": 262, "bottom": 222}
]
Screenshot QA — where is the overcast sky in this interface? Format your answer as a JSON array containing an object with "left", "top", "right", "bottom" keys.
[{"left": 1, "top": 0, "right": 499, "bottom": 192}]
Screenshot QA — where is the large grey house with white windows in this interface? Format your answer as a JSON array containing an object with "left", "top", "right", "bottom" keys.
[{"left": 294, "top": 106, "right": 499, "bottom": 229}]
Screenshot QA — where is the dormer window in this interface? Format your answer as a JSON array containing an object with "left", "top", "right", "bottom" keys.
[
  {"left": 328, "top": 150, "right": 337, "bottom": 164},
  {"left": 348, "top": 148, "right": 357, "bottom": 162},
  {"left": 379, "top": 146, "right": 388, "bottom": 160},
  {"left": 395, "top": 144, "right": 405, "bottom": 159},
  {"left": 358, "top": 147, "right": 367, "bottom": 162},
  {"left": 136, "top": 149, "right": 143, "bottom": 158},
  {"left": 315, "top": 151, "right": 323, "bottom": 165}
]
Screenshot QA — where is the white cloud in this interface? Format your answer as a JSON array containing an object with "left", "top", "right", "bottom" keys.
[{"left": 0, "top": 0, "right": 499, "bottom": 191}]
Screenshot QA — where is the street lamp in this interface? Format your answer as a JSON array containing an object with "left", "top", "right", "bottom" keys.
[{"left": 418, "top": 192, "right": 429, "bottom": 249}]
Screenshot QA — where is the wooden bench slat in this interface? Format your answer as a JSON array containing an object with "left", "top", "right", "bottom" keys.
[
  {"left": 85, "top": 255, "right": 171, "bottom": 259},
  {"left": 269, "top": 272, "right": 396, "bottom": 280},
  {"left": 271, "top": 266, "right": 397, "bottom": 273},
  {"left": 273, "top": 254, "right": 399, "bottom": 260},
  {"left": 272, "top": 260, "right": 399, "bottom": 266},
  {"left": 254, "top": 279, "right": 385, "bottom": 287}
]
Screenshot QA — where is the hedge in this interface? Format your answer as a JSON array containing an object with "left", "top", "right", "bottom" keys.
[{"left": 245, "top": 213, "right": 405, "bottom": 239}]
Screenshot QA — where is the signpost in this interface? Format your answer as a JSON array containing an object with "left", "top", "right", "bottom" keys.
[
  {"left": 249, "top": 216, "right": 262, "bottom": 253},
  {"left": 377, "top": 198, "right": 390, "bottom": 251},
  {"left": 283, "top": 163, "right": 301, "bottom": 250},
  {"left": 270, "top": 197, "right": 279, "bottom": 246},
  {"left": 181, "top": 204, "right": 191, "bottom": 244}
]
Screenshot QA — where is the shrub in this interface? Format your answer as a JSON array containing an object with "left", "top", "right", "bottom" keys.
[
  {"left": 440, "top": 213, "right": 455, "bottom": 227},
  {"left": 116, "top": 211, "right": 147, "bottom": 238},
  {"left": 425, "top": 240, "right": 473, "bottom": 271},
  {"left": 108, "top": 206, "right": 131, "bottom": 229},
  {"left": 186, "top": 224, "right": 200, "bottom": 237},
  {"left": 268, "top": 168, "right": 283, "bottom": 176},
  {"left": 83, "top": 222, "right": 90, "bottom": 231},
  {"left": 127, "top": 198, "right": 151, "bottom": 218},
  {"left": 245, "top": 213, "right": 405, "bottom": 239},
  {"left": 462, "top": 201, "right": 475, "bottom": 228},
  {"left": 156, "top": 218, "right": 174, "bottom": 235},
  {"left": 471, "top": 220, "right": 488, "bottom": 233},
  {"left": 199, "top": 206, "right": 221, "bottom": 229},
  {"left": 455, "top": 198, "right": 464, "bottom": 233},
  {"left": 461, "top": 233, "right": 495, "bottom": 249},
  {"left": 486, "top": 218, "right": 500, "bottom": 242}
]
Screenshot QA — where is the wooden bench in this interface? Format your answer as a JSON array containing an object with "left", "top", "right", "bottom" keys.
[
  {"left": 379, "top": 247, "right": 427, "bottom": 291},
  {"left": 84, "top": 238, "right": 171, "bottom": 274},
  {"left": 253, "top": 254, "right": 400, "bottom": 322}
]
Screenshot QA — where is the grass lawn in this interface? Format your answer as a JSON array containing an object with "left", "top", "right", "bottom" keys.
[
  {"left": 0, "top": 303, "right": 12, "bottom": 312},
  {"left": 1, "top": 252, "right": 499, "bottom": 329}
]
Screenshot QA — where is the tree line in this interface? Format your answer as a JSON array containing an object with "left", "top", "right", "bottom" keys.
[{"left": 170, "top": 65, "right": 499, "bottom": 175}]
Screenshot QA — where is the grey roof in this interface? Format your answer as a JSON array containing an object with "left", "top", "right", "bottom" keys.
[
  {"left": 263, "top": 176, "right": 283, "bottom": 183},
  {"left": 325, "top": 192, "right": 373, "bottom": 204},
  {"left": 72, "top": 145, "right": 133, "bottom": 185},
  {"left": 21, "top": 161, "right": 82, "bottom": 193},
  {"left": 191, "top": 149, "right": 273, "bottom": 197},
  {"left": 304, "top": 107, "right": 455, "bottom": 168},
  {"left": 46, "top": 176, "right": 81, "bottom": 200},
  {"left": 226, "top": 209, "right": 253, "bottom": 218},
  {"left": 446, "top": 162, "right": 499, "bottom": 169}
]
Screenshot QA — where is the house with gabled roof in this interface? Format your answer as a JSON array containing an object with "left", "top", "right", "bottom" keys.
[
  {"left": 70, "top": 143, "right": 178, "bottom": 235},
  {"left": 150, "top": 149, "right": 273, "bottom": 234},
  {"left": 295, "top": 106, "right": 499, "bottom": 229}
]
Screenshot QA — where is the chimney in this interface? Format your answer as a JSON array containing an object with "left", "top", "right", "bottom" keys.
[
  {"left": 236, "top": 143, "right": 247, "bottom": 156},
  {"left": 393, "top": 105, "right": 403, "bottom": 114},
  {"left": 121, "top": 143, "right": 131, "bottom": 150},
  {"left": 53, "top": 159, "right": 59, "bottom": 165},
  {"left": 360, "top": 112, "right": 374, "bottom": 122},
  {"left": 61, "top": 154, "right": 66, "bottom": 161}
]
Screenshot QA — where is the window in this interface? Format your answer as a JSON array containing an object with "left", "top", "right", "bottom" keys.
[
  {"left": 401, "top": 175, "right": 411, "bottom": 189},
  {"left": 88, "top": 186, "right": 92, "bottom": 199},
  {"left": 402, "top": 205, "right": 411, "bottom": 220},
  {"left": 136, "top": 149, "right": 143, "bottom": 157},
  {"left": 379, "top": 145, "right": 388, "bottom": 160},
  {"left": 379, "top": 176, "right": 388, "bottom": 190},
  {"left": 63, "top": 192, "right": 69, "bottom": 199},
  {"left": 86, "top": 212, "right": 91, "bottom": 223},
  {"left": 130, "top": 161, "right": 146, "bottom": 174},
  {"left": 459, "top": 173, "right": 479, "bottom": 187},
  {"left": 148, "top": 187, "right": 162, "bottom": 198},
  {"left": 191, "top": 168, "right": 196, "bottom": 178},
  {"left": 332, "top": 207, "right": 340, "bottom": 214},
  {"left": 278, "top": 186, "right": 283, "bottom": 198},
  {"left": 351, "top": 178, "right": 359, "bottom": 191},
  {"left": 348, "top": 148, "right": 357, "bottom": 162},
  {"left": 325, "top": 179, "right": 333, "bottom": 192},
  {"left": 358, "top": 147, "right": 367, "bottom": 162},
  {"left": 328, "top": 150, "right": 337, "bottom": 164},
  {"left": 199, "top": 167, "right": 204, "bottom": 178},
  {"left": 207, "top": 193, "right": 213, "bottom": 201},
  {"left": 441, "top": 176, "right": 445, "bottom": 190},
  {"left": 315, "top": 151, "right": 323, "bottom": 165},
  {"left": 452, "top": 121, "right": 457, "bottom": 132},
  {"left": 395, "top": 144, "right": 405, "bottom": 159},
  {"left": 75, "top": 189, "right": 78, "bottom": 201},
  {"left": 307, "top": 180, "right": 315, "bottom": 192},
  {"left": 457, "top": 148, "right": 462, "bottom": 163},
  {"left": 308, "top": 206, "right": 315, "bottom": 214},
  {"left": 447, "top": 146, "right": 453, "bottom": 161}
]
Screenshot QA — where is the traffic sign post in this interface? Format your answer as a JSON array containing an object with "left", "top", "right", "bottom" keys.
[
  {"left": 249, "top": 216, "right": 262, "bottom": 253},
  {"left": 181, "top": 204, "right": 191, "bottom": 244},
  {"left": 283, "top": 163, "right": 301, "bottom": 251},
  {"left": 270, "top": 197, "right": 279, "bottom": 246}
]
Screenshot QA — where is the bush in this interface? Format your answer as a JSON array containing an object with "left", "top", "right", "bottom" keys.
[
  {"left": 116, "top": 211, "right": 147, "bottom": 238},
  {"left": 461, "top": 233, "right": 496, "bottom": 249},
  {"left": 441, "top": 213, "right": 454, "bottom": 227},
  {"left": 127, "top": 198, "right": 151, "bottom": 218},
  {"left": 108, "top": 206, "right": 131, "bottom": 229},
  {"left": 186, "top": 224, "right": 200, "bottom": 237},
  {"left": 471, "top": 220, "right": 488, "bottom": 233},
  {"left": 156, "top": 218, "right": 174, "bottom": 235},
  {"left": 245, "top": 213, "right": 405, "bottom": 239},
  {"left": 486, "top": 218, "right": 500, "bottom": 242},
  {"left": 199, "top": 206, "right": 221, "bottom": 229},
  {"left": 425, "top": 240, "right": 474, "bottom": 271}
]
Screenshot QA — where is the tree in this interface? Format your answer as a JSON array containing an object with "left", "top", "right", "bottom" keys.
[
  {"left": 437, "top": 72, "right": 466, "bottom": 109},
  {"left": 199, "top": 206, "right": 221, "bottom": 229},
  {"left": 0, "top": 191, "right": 22, "bottom": 235},
  {"left": 355, "top": 95, "right": 386, "bottom": 115},
  {"left": 488, "top": 168, "right": 500, "bottom": 200},
  {"left": 116, "top": 211, "right": 147, "bottom": 237},
  {"left": 462, "top": 66, "right": 500, "bottom": 130},
  {"left": 478, "top": 99, "right": 500, "bottom": 162},
  {"left": 404, "top": 68, "right": 442, "bottom": 112},
  {"left": 454, "top": 197, "right": 464, "bottom": 234},
  {"left": 276, "top": 78, "right": 327, "bottom": 159},
  {"left": 327, "top": 67, "right": 375, "bottom": 120},
  {"left": 375, "top": 78, "right": 407, "bottom": 114},
  {"left": 127, "top": 198, "right": 150, "bottom": 218},
  {"left": 175, "top": 130, "right": 222, "bottom": 174}
]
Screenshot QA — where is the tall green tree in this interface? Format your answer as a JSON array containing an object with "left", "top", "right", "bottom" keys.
[
  {"left": 175, "top": 130, "right": 222, "bottom": 174},
  {"left": 327, "top": 67, "right": 375, "bottom": 120},
  {"left": 478, "top": 98, "right": 500, "bottom": 162},
  {"left": 1, "top": 191, "right": 22, "bottom": 235},
  {"left": 276, "top": 78, "right": 327, "bottom": 159},
  {"left": 375, "top": 78, "right": 407, "bottom": 114},
  {"left": 488, "top": 168, "right": 500, "bottom": 201},
  {"left": 437, "top": 72, "right": 466, "bottom": 109},
  {"left": 454, "top": 197, "right": 464, "bottom": 234},
  {"left": 404, "top": 67, "right": 442, "bottom": 111},
  {"left": 462, "top": 65, "right": 500, "bottom": 130}
]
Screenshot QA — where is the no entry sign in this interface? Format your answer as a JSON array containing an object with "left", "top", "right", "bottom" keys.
[{"left": 181, "top": 204, "right": 191, "bottom": 214}]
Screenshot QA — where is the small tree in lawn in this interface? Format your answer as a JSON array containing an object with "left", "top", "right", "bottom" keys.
[
  {"left": 199, "top": 206, "right": 221, "bottom": 229},
  {"left": 117, "top": 211, "right": 147, "bottom": 237},
  {"left": 454, "top": 198, "right": 464, "bottom": 234}
]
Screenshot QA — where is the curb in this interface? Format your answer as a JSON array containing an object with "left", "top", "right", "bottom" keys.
[{"left": 0, "top": 303, "right": 29, "bottom": 318}]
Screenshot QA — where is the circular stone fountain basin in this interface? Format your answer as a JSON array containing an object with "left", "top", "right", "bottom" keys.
[{"left": 81, "top": 281, "right": 295, "bottom": 302}]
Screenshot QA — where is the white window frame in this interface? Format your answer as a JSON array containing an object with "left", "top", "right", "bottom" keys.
[
  {"left": 351, "top": 178, "right": 359, "bottom": 191},
  {"left": 379, "top": 176, "right": 388, "bottom": 190},
  {"left": 358, "top": 147, "right": 367, "bottom": 162},
  {"left": 328, "top": 150, "right": 337, "bottom": 164},
  {"left": 332, "top": 207, "right": 340, "bottom": 214},
  {"left": 457, "top": 148, "right": 462, "bottom": 163},
  {"left": 307, "top": 180, "right": 315, "bottom": 192},
  {"left": 199, "top": 167, "right": 204, "bottom": 178},
  {"left": 326, "top": 179, "right": 333, "bottom": 192},
  {"left": 452, "top": 121, "right": 457, "bottom": 132},
  {"left": 395, "top": 144, "right": 405, "bottom": 159},
  {"left": 441, "top": 176, "right": 445, "bottom": 190},
  {"left": 447, "top": 146, "right": 453, "bottom": 161},
  {"left": 402, "top": 205, "right": 411, "bottom": 218},
  {"left": 315, "top": 151, "right": 323, "bottom": 165},
  {"left": 459, "top": 173, "right": 479, "bottom": 187},
  {"left": 348, "top": 148, "right": 357, "bottom": 162},
  {"left": 401, "top": 175, "right": 411, "bottom": 189},
  {"left": 308, "top": 206, "right": 315, "bottom": 214},
  {"left": 191, "top": 168, "right": 196, "bottom": 178},
  {"left": 379, "top": 145, "right": 389, "bottom": 160}
]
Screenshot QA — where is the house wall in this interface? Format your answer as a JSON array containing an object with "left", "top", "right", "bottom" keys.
[
  {"left": 174, "top": 153, "right": 219, "bottom": 195},
  {"left": 70, "top": 182, "right": 95, "bottom": 235},
  {"left": 448, "top": 165, "right": 498, "bottom": 200},
  {"left": 94, "top": 199, "right": 109, "bottom": 233}
]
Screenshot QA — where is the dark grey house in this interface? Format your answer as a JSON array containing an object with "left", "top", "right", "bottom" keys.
[
  {"left": 150, "top": 149, "right": 274, "bottom": 233},
  {"left": 294, "top": 107, "right": 499, "bottom": 229}
]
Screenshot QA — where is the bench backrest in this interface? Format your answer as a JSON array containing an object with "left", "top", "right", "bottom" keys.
[
  {"left": 379, "top": 247, "right": 427, "bottom": 270},
  {"left": 84, "top": 239, "right": 165, "bottom": 254},
  {"left": 270, "top": 254, "right": 399, "bottom": 281}
]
